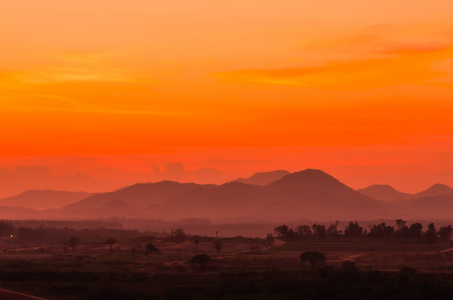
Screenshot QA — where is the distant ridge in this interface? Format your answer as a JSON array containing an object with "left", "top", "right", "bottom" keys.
[
  {"left": 2, "top": 169, "right": 452, "bottom": 221},
  {"left": 358, "top": 183, "right": 453, "bottom": 202},
  {"left": 0, "top": 190, "right": 93, "bottom": 210},
  {"left": 234, "top": 170, "right": 290, "bottom": 186},
  {"left": 357, "top": 185, "right": 409, "bottom": 202}
]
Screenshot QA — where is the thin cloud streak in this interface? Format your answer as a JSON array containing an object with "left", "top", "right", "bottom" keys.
[{"left": 216, "top": 44, "right": 453, "bottom": 89}]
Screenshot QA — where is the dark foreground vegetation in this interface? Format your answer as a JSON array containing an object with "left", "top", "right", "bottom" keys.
[
  {"left": 0, "top": 219, "right": 452, "bottom": 299},
  {"left": 273, "top": 219, "right": 453, "bottom": 243},
  {"left": 0, "top": 257, "right": 452, "bottom": 300}
]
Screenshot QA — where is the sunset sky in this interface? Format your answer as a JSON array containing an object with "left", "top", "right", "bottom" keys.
[{"left": 1, "top": 1, "right": 453, "bottom": 197}]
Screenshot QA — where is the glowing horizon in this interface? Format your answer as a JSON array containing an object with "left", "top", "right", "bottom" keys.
[{"left": 1, "top": 1, "right": 453, "bottom": 198}]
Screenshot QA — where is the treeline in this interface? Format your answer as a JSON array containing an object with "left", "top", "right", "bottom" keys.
[
  {"left": 273, "top": 219, "right": 453, "bottom": 243},
  {"left": 0, "top": 220, "right": 142, "bottom": 244}
]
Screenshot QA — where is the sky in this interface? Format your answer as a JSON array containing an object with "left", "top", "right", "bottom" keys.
[{"left": 1, "top": 0, "right": 453, "bottom": 197}]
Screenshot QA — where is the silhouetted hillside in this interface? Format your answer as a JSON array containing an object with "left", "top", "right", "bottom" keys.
[
  {"left": 357, "top": 184, "right": 410, "bottom": 202},
  {"left": 262, "top": 169, "right": 389, "bottom": 220},
  {"left": 413, "top": 184, "right": 453, "bottom": 199},
  {"left": 0, "top": 205, "right": 37, "bottom": 219},
  {"left": 4, "top": 169, "right": 453, "bottom": 222},
  {"left": 234, "top": 170, "right": 290, "bottom": 186},
  {"left": 60, "top": 181, "right": 210, "bottom": 216},
  {"left": 394, "top": 194, "right": 453, "bottom": 219},
  {"left": 0, "top": 190, "right": 93, "bottom": 210},
  {"left": 358, "top": 183, "right": 453, "bottom": 202}
]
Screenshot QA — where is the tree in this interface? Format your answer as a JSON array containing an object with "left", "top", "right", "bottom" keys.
[
  {"left": 300, "top": 251, "right": 326, "bottom": 268},
  {"left": 172, "top": 228, "right": 186, "bottom": 241},
  {"left": 296, "top": 225, "right": 312, "bottom": 237},
  {"left": 274, "top": 225, "right": 289, "bottom": 238},
  {"left": 67, "top": 236, "right": 80, "bottom": 254},
  {"left": 145, "top": 243, "right": 159, "bottom": 256},
  {"left": 105, "top": 237, "right": 117, "bottom": 255},
  {"left": 368, "top": 223, "right": 394, "bottom": 238},
  {"left": 190, "top": 254, "right": 210, "bottom": 267},
  {"left": 312, "top": 224, "right": 326, "bottom": 238},
  {"left": 439, "top": 225, "right": 453, "bottom": 240},
  {"left": 326, "top": 221, "right": 340, "bottom": 237},
  {"left": 266, "top": 233, "right": 274, "bottom": 242},
  {"left": 409, "top": 223, "right": 423, "bottom": 238},
  {"left": 0, "top": 221, "right": 14, "bottom": 238},
  {"left": 213, "top": 239, "right": 223, "bottom": 254},
  {"left": 424, "top": 223, "right": 438, "bottom": 244},
  {"left": 194, "top": 239, "right": 200, "bottom": 253},
  {"left": 395, "top": 219, "right": 406, "bottom": 231},
  {"left": 344, "top": 221, "right": 363, "bottom": 237}
]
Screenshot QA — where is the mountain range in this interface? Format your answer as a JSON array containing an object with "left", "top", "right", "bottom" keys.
[
  {"left": 0, "top": 169, "right": 452, "bottom": 222},
  {"left": 357, "top": 183, "right": 453, "bottom": 202}
]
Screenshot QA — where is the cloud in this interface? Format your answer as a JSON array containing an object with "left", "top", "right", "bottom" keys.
[{"left": 215, "top": 43, "right": 453, "bottom": 90}]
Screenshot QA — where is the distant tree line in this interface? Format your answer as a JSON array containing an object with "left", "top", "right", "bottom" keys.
[{"left": 274, "top": 219, "right": 453, "bottom": 243}]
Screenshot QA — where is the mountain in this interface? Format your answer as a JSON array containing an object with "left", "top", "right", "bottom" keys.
[
  {"left": 262, "top": 169, "right": 389, "bottom": 220},
  {"left": 358, "top": 183, "right": 453, "bottom": 202},
  {"left": 59, "top": 169, "right": 393, "bottom": 221},
  {"left": 0, "top": 205, "right": 37, "bottom": 219},
  {"left": 412, "top": 184, "right": 453, "bottom": 199},
  {"left": 146, "top": 169, "right": 391, "bottom": 221},
  {"left": 357, "top": 185, "right": 410, "bottom": 202},
  {"left": 8, "top": 169, "right": 451, "bottom": 222},
  {"left": 60, "top": 181, "right": 213, "bottom": 217},
  {"left": 234, "top": 170, "right": 290, "bottom": 186},
  {"left": 0, "top": 190, "right": 93, "bottom": 210},
  {"left": 394, "top": 194, "right": 453, "bottom": 219}
]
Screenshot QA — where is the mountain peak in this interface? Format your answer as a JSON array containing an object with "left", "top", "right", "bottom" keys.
[
  {"left": 266, "top": 169, "right": 347, "bottom": 191},
  {"left": 415, "top": 184, "right": 453, "bottom": 198},
  {"left": 357, "top": 184, "right": 407, "bottom": 202},
  {"left": 270, "top": 169, "right": 337, "bottom": 184},
  {"left": 234, "top": 170, "right": 290, "bottom": 186}
]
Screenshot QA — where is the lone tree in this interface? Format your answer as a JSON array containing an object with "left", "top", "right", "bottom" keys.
[
  {"left": 105, "top": 238, "right": 117, "bottom": 255},
  {"left": 194, "top": 240, "right": 200, "bottom": 253},
  {"left": 67, "top": 236, "right": 80, "bottom": 254},
  {"left": 300, "top": 251, "right": 326, "bottom": 268},
  {"left": 190, "top": 254, "right": 210, "bottom": 267},
  {"left": 213, "top": 239, "right": 223, "bottom": 254},
  {"left": 145, "top": 243, "right": 159, "bottom": 256}
]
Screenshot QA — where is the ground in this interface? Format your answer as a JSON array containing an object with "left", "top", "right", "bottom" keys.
[{"left": 0, "top": 237, "right": 452, "bottom": 299}]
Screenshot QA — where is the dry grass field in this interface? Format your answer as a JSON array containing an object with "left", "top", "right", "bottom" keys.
[{"left": 0, "top": 236, "right": 452, "bottom": 299}]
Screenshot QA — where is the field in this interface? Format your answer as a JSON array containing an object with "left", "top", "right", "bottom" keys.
[{"left": 0, "top": 235, "right": 453, "bottom": 299}]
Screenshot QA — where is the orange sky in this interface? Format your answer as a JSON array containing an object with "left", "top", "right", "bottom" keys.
[{"left": 1, "top": 1, "right": 453, "bottom": 197}]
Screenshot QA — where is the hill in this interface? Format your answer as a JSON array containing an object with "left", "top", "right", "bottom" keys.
[
  {"left": 357, "top": 185, "right": 410, "bottom": 202},
  {"left": 234, "top": 170, "right": 290, "bottom": 186},
  {"left": 0, "top": 190, "right": 93, "bottom": 210},
  {"left": 358, "top": 183, "right": 453, "bottom": 202}
]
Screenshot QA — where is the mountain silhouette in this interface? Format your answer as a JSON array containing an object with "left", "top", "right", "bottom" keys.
[
  {"left": 357, "top": 185, "right": 410, "bottom": 202},
  {"left": 4, "top": 169, "right": 452, "bottom": 221},
  {"left": 394, "top": 194, "right": 453, "bottom": 219},
  {"left": 413, "top": 184, "right": 453, "bottom": 199},
  {"left": 0, "top": 190, "right": 93, "bottom": 210},
  {"left": 60, "top": 181, "right": 209, "bottom": 215},
  {"left": 234, "top": 170, "right": 290, "bottom": 186},
  {"left": 358, "top": 183, "right": 453, "bottom": 202},
  {"left": 261, "top": 169, "right": 389, "bottom": 220},
  {"left": 0, "top": 205, "right": 37, "bottom": 219}
]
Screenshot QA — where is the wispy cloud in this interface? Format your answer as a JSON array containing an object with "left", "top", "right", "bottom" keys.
[
  {"left": 216, "top": 43, "right": 453, "bottom": 89},
  {"left": 0, "top": 52, "right": 184, "bottom": 115},
  {"left": 216, "top": 25, "right": 453, "bottom": 90}
]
